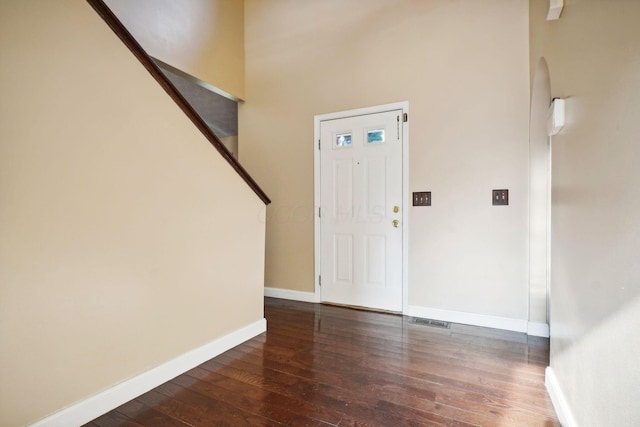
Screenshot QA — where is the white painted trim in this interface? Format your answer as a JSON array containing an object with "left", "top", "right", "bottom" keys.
[
  {"left": 313, "top": 101, "right": 410, "bottom": 310},
  {"left": 264, "top": 287, "right": 320, "bottom": 303},
  {"left": 527, "top": 321, "right": 550, "bottom": 337},
  {"left": 401, "top": 105, "right": 410, "bottom": 313},
  {"left": 547, "top": 135, "right": 553, "bottom": 325},
  {"left": 545, "top": 366, "right": 578, "bottom": 427},
  {"left": 313, "top": 112, "right": 322, "bottom": 300},
  {"left": 29, "top": 319, "right": 267, "bottom": 427},
  {"left": 405, "top": 305, "right": 528, "bottom": 333}
]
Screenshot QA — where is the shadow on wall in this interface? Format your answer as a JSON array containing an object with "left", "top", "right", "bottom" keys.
[{"left": 550, "top": 292, "right": 640, "bottom": 424}]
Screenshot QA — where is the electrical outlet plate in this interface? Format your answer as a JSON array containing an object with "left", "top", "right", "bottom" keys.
[
  {"left": 413, "top": 191, "right": 431, "bottom": 206},
  {"left": 492, "top": 189, "right": 509, "bottom": 206}
]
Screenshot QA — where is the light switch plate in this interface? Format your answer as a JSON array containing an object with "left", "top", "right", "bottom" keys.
[
  {"left": 413, "top": 191, "right": 431, "bottom": 206},
  {"left": 492, "top": 189, "right": 509, "bottom": 206}
]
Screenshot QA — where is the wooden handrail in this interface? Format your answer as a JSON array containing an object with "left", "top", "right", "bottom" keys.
[{"left": 86, "top": 0, "right": 270, "bottom": 205}]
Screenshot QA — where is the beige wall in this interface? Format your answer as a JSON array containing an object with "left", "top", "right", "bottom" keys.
[
  {"left": 104, "top": 0, "right": 245, "bottom": 99},
  {"left": 0, "top": 1, "right": 264, "bottom": 425},
  {"left": 220, "top": 135, "right": 239, "bottom": 158},
  {"left": 242, "top": 0, "right": 530, "bottom": 320},
  {"left": 530, "top": 0, "right": 640, "bottom": 424}
]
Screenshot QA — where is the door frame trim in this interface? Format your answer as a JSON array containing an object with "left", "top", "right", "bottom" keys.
[{"left": 313, "top": 101, "right": 410, "bottom": 310}]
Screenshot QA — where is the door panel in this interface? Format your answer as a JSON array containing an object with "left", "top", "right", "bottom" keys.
[
  {"left": 320, "top": 110, "right": 403, "bottom": 311},
  {"left": 334, "top": 234, "right": 353, "bottom": 284},
  {"left": 365, "top": 235, "right": 386, "bottom": 286},
  {"left": 333, "top": 159, "right": 353, "bottom": 217}
]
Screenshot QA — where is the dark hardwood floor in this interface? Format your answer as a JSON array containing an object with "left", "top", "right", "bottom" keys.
[{"left": 85, "top": 298, "right": 559, "bottom": 426}]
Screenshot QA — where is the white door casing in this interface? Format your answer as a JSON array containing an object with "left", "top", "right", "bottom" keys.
[{"left": 315, "top": 104, "right": 408, "bottom": 312}]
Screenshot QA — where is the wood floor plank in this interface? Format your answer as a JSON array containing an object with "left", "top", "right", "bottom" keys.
[
  {"left": 145, "top": 384, "right": 284, "bottom": 426},
  {"left": 223, "top": 340, "right": 555, "bottom": 426},
  {"left": 221, "top": 348, "right": 522, "bottom": 426},
  {"left": 234, "top": 332, "right": 556, "bottom": 419},
  {"left": 85, "top": 297, "right": 559, "bottom": 426},
  {"left": 87, "top": 410, "right": 146, "bottom": 427},
  {"left": 264, "top": 327, "right": 547, "bottom": 389},
  {"left": 175, "top": 368, "right": 343, "bottom": 425},
  {"left": 112, "top": 398, "right": 194, "bottom": 426}
]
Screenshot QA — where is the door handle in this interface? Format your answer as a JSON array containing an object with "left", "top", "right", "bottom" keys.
[{"left": 392, "top": 220, "right": 400, "bottom": 228}]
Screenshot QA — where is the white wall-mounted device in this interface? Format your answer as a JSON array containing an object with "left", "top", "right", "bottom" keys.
[
  {"left": 547, "top": 98, "right": 565, "bottom": 136},
  {"left": 547, "top": 0, "right": 564, "bottom": 21}
]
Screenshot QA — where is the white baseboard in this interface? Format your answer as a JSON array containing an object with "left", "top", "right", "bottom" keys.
[
  {"left": 545, "top": 366, "right": 578, "bottom": 427},
  {"left": 405, "top": 305, "right": 528, "bottom": 333},
  {"left": 264, "top": 287, "right": 319, "bottom": 303},
  {"left": 29, "top": 319, "right": 267, "bottom": 427},
  {"left": 528, "top": 321, "right": 550, "bottom": 337}
]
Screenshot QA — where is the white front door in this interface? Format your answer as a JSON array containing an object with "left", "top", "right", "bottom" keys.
[{"left": 319, "top": 109, "right": 403, "bottom": 312}]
